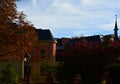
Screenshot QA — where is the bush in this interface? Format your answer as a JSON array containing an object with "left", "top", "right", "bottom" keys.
[{"left": 0, "top": 65, "right": 20, "bottom": 84}]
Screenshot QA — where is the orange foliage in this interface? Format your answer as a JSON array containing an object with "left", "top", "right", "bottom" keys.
[{"left": 0, "top": 0, "right": 38, "bottom": 61}]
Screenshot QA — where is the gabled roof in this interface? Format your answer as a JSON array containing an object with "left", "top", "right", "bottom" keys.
[{"left": 36, "top": 29, "right": 55, "bottom": 41}]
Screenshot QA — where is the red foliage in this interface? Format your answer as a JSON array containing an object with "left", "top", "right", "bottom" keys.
[{"left": 59, "top": 40, "right": 120, "bottom": 83}]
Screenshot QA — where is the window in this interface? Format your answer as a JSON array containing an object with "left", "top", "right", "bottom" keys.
[{"left": 40, "top": 49, "right": 46, "bottom": 58}]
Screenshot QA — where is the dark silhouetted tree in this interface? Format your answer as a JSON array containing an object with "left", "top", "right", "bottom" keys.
[{"left": 58, "top": 40, "right": 120, "bottom": 84}]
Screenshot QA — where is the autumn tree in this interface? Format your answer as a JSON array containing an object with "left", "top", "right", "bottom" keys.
[
  {"left": 57, "top": 41, "right": 120, "bottom": 84},
  {"left": 0, "top": 0, "right": 38, "bottom": 61},
  {"left": 0, "top": 0, "right": 18, "bottom": 25}
]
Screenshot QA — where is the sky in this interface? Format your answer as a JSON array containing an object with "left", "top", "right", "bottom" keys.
[{"left": 16, "top": 0, "right": 120, "bottom": 38}]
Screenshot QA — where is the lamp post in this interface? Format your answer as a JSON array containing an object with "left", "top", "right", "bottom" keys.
[{"left": 24, "top": 53, "right": 31, "bottom": 84}]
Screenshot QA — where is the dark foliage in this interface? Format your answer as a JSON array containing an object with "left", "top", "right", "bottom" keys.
[{"left": 57, "top": 41, "right": 120, "bottom": 84}]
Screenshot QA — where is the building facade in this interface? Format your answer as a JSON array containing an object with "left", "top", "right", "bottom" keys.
[{"left": 29, "top": 29, "right": 56, "bottom": 83}]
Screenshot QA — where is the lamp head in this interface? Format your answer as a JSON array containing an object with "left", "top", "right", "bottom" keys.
[{"left": 24, "top": 53, "right": 30, "bottom": 61}]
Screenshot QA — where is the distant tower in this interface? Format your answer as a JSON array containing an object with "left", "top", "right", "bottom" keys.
[{"left": 114, "top": 15, "right": 119, "bottom": 42}]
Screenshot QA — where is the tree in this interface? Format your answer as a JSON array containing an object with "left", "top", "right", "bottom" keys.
[
  {"left": 58, "top": 41, "right": 120, "bottom": 84},
  {"left": 0, "top": 0, "right": 38, "bottom": 61},
  {"left": 0, "top": 65, "right": 20, "bottom": 84},
  {"left": 40, "top": 61, "right": 60, "bottom": 84},
  {"left": 40, "top": 61, "right": 59, "bottom": 76},
  {"left": 0, "top": 0, "right": 18, "bottom": 26}
]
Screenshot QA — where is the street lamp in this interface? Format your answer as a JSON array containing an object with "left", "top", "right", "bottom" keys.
[{"left": 24, "top": 53, "right": 31, "bottom": 84}]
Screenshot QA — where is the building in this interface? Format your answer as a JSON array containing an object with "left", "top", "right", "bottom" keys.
[
  {"left": 56, "top": 38, "right": 70, "bottom": 62},
  {"left": 26, "top": 15, "right": 119, "bottom": 83},
  {"left": 55, "top": 15, "right": 120, "bottom": 63},
  {"left": 29, "top": 29, "right": 56, "bottom": 83}
]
